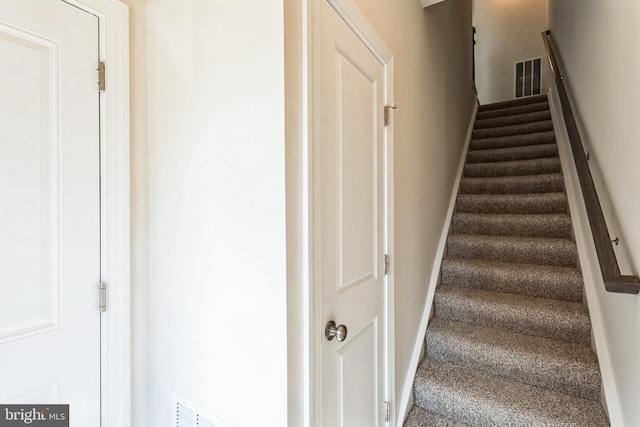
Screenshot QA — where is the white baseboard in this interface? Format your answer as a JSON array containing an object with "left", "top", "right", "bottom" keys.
[
  {"left": 547, "top": 88, "right": 624, "bottom": 427},
  {"left": 396, "top": 100, "right": 478, "bottom": 425}
]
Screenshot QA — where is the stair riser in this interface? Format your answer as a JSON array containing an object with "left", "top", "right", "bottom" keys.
[
  {"left": 441, "top": 259, "right": 584, "bottom": 302},
  {"left": 426, "top": 325, "right": 600, "bottom": 400},
  {"left": 413, "top": 359, "right": 609, "bottom": 426},
  {"left": 478, "top": 94, "right": 548, "bottom": 112},
  {"left": 466, "top": 144, "right": 558, "bottom": 163},
  {"left": 471, "top": 131, "right": 556, "bottom": 151},
  {"left": 404, "top": 406, "right": 467, "bottom": 427},
  {"left": 476, "top": 101, "right": 550, "bottom": 120},
  {"left": 414, "top": 375, "right": 587, "bottom": 427},
  {"left": 414, "top": 380, "right": 484, "bottom": 426},
  {"left": 472, "top": 120, "right": 553, "bottom": 140},
  {"left": 464, "top": 158, "right": 561, "bottom": 178},
  {"left": 460, "top": 175, "right": 564, "bottom": 194},
  {"left": 434, "top": 291, "right": 590, "bottom": 344},
  {"left": 447, "top": 237, "right": 577, "bottom": 267},
  {"left": 452, "top": 214, "right": 573, "bottom": 238},
  {"left": 414, "top": 380, "right": 497, "bottom": 426},
  {"left": 456, "top": 194, "right": 568, "bottom": 215},
  {"left": 475, "top": 110, "right": 551, "bottom": 129}
]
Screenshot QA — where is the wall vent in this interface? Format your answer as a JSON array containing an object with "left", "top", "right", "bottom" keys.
[
  {"left": 173, "top": 393, "right": 232, "bottom": 427},
  {"left": 515, "top": 58, "right": 542, "bottom": 98}
]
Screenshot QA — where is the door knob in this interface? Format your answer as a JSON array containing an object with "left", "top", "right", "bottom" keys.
[{"left": 325, "top": 320, "right": 348, "bottom": 342}]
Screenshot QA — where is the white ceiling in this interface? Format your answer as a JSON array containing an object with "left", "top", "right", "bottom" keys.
[{"left": 420, "top": 0, "right": 446, "bottom": 8}]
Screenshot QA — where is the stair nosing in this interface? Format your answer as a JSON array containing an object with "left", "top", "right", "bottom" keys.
[
  {"left": 467, "top": 142, "right": 557, "bottom": 154},
  {"left": 459, "top": 173, "right": 565, "bottom": 192},
  {"left": 442, "top": 256, "right": 581, "bottom": 276},
  {"left": 426, "top": 318, "right": 600, "bottom": 400},
  {"left": 475, "top": 101, "right": 550, "bottom": 120},
  {"left": 474, "top": 111, "right": 552, "bottom": 129},
  {"left": 434, "top": 285, "right": 591, "bottom": 343},
  {"left": 470, "top": 131, "right": 556, "bottom": 151},
  {"left": 414, "top": 358, "right": 608, "bottom": 426},
  {"left": 447, "top": 234, "right": 577, "bottom": 267},
  {"left": 464, "top": 156, "right": 560, "bottom": 168},
  {"left": 472, "top": 120, "right": 554, "bottom": 137},
  {"left": 478, "top": 94, "right": 548, "bottom": 112}
]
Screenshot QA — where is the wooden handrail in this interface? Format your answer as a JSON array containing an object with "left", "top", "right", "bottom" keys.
[{"left": 542, "top": 30, "right": 640, "bottom": 294}]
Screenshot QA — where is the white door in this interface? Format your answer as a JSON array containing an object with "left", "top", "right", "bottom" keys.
[
  {"left": 0, "top": 0, "right": 101, "bottom": 424},
  {"left": 317, "top": 1, "right": 390, "bottom": 425}
]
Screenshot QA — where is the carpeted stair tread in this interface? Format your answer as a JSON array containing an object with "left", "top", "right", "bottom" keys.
[
  {"left": 456, "top": 193, "right": 568, "bottom": 214},
  {"left": 434, "top": 286, "right": 591, "bottom": 344},
  {"left": 478, "top": 94, "right": 548, "bottom": 112},
  {"left": 404, "top": 406, "right": 470, "bottom": 427},
  {"left": 413, "top": 358, "right": 609, "bottom": 426},
  {"left": 409, "top": 98, "right": 609, "bottom": 425},
  {"left": 474, "top": 109, "right": 552, "bottom": 129},
  {"left": 464, "top": 157, "right": 561, "bottom": 177},
  {"left": 426, "top": 318, "right": 601, "bottom": 400},
  {"left": 459, "top": 173, "right": 564, "bottom": 194},
  {"left": 466, "top": 143, "right": 558, "bottom": 163},
  {"left": 441, "top": 258, "right": 584, "bottom": 302},
  {"left": 472, "top": 120, "right": 554, "bottom": 140},
  {"left": 471, "top": 130, "right": 556, "bottom": 151},
  {"left": 476, "top": 101, "right": 550, "bottom": 120},
  {"left": 452, "top": 213, "right": 572, "bottom": 238},
  {"left": 447, "top": 234, "right": 577, "bottom": 267}
]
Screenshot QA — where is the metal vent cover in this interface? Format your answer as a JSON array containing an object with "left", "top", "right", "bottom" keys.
[{"left": 173, "top": 393, "right": 231, "bottom": 427}]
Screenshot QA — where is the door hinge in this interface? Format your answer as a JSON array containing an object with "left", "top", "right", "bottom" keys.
[
  {"left": 98, "top": 61, "right": 105, "bottom": 92},
  {"left": 384, "top": 254, "right": 390, "bottom": 276},
  {"left": 384, "top": 104, "right": 397, "bottom": 127},
  {"left": 99, "top": 282, "right": 107, "bottom": 312},
  {"left": 384, "top": 401, "right": 391, "bottom": 422}
]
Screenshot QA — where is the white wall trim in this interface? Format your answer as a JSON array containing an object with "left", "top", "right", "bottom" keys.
[
  {"left": 396, "top": 101, "right": 478, "bottom": 425},
  {"left": 63, "top": 1, "right": 131, "bottom": 426},
  {"left": 285, "top": 0, "right": 311, "bottom": 425},
  {"left": 547, "top": 88, "right": 624, "bottom": 427},
  {"left": 308, "top": 0, "right": 395, "bottom": 425},
  {"left": 326, "top": 0, "right": 393, "bottom": 63},
  {"left": 308, "top": 2, "right": 322, "bottom": 423},
  {"left": 385, "top": 54, "right": 396, "bottom": 427}
]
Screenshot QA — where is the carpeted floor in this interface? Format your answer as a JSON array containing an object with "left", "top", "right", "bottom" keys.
[{"left": 405, "top": 94, "right": 610, "bottom": 426}]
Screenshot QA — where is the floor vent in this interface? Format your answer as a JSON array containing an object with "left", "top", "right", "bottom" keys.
[
  {"left": 515, "top": 58, "right": 542, "bottom": 98},
  {"left": 173, "top": 393, "right": 231, "bottom": 427}
]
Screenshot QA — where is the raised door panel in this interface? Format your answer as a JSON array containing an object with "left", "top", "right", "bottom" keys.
[
  {"left": 338, "top": 320, "right": 379, "bottom": 427},
  {"left": 338, "top": 47, "right": 378, "bottom": 292},
  {"left": 0, "top": 26, "right": 60, "bottom": 344}
]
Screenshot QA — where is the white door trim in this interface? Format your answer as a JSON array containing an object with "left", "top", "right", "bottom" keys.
[
  {"left": 309, "top": 0, "right": 395, "bottom": 424},
  {"left": 61, "top": 1, "right": 130, "bottom": 426}
]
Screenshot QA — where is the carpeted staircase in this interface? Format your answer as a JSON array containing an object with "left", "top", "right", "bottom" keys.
[{"left": 405, "top": 94, "right": 610, "bottom": 426}]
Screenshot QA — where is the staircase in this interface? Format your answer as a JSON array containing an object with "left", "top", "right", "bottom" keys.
[{"left": 405, "top": 95, "right": 610, "bottom": 426}]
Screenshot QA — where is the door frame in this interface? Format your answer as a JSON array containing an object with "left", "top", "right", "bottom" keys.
[
  {"left": 61, "top": 1, "right": 130, "bottom": 426},
  {"left": 307, "top": 0, "right": 396, "bottom": 424}
]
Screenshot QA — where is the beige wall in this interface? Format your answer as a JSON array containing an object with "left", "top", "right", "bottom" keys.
[
  {"left": 146, "top": 1, "right": 288, "bottom": 426},
  {"left": 475, "top": 0, "right": 549, "bottom": 104},
  {"left": 350, "top": 0, "right": 475, "bottom": 418},
  {"left": 549, "top": 1, "right": 640, "bottom": 424}
]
